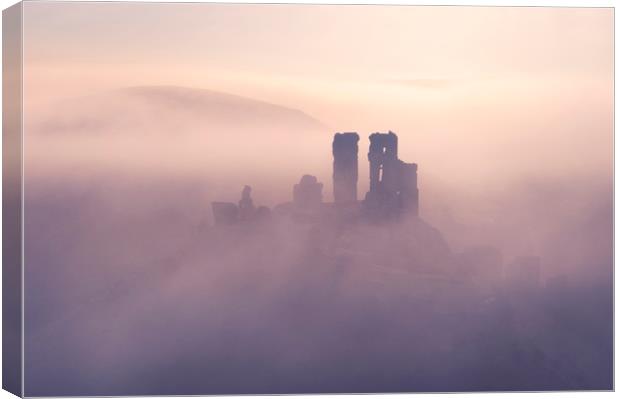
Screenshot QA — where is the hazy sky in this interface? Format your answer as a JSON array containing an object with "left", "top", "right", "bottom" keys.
[
  {"left": 23, "top": 3, "right": 613, "bottom": 190},
  {"left": 24, "top": 4, "right": 612, "bottom": 100}
]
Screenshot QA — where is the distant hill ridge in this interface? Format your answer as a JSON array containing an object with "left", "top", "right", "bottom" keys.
[
  {"left": 121, "top": 85, "right": 327, "bottom": 129},
  {"left": 32, "top": 85, "right": 328, "bottom": 135}
]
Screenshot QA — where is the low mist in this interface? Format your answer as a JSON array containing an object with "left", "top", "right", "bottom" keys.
[{"left": 23, "top": 85, "right": 612, "bottom": 395}]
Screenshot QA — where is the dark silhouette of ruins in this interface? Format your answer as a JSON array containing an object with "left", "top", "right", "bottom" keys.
[
  {"left": 363, "top": 132, "right": 419, "bottom": 218},
  {"left": 332, "top": 133, "right": 359, "bottom": 203},
  {"left": 293, "top": 175, "right": 323, "bottom": 210},
  {"left": 212, "top": 130, "right": 419, "bottom": 225},
  {"left": 211, "top": 202, "right": 238, "bottom": 226},
  {"left": 238, "top": 185, "right": 256, "bottom": 221},
  {"left": 211, "top": 185, "right": 270, "bottom": 225}
]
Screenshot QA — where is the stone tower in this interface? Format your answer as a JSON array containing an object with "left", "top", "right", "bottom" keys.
[
  {"left": 364, "top": 131, "right": 419, "bottom": 218},
  {"left": 368, "top": 131, "right": 399, "bottom": 194},
  {"left": 332, "top": 132, "right": 359, "bottom": 203}
]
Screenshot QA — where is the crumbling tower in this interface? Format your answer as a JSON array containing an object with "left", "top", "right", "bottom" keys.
[
  {"left": 368, "top": 131, "right": 399, "bottom": 193},
  {"left": 364, "top": 131, "right": 419, "bottom": 218},
  {"left": 332, "top": 132, "right": 359, "bottom": 203}
]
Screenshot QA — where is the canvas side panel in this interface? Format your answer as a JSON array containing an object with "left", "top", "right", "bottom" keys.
[{"left": 2, "top": 2, "right": 23, "bottom": 397}]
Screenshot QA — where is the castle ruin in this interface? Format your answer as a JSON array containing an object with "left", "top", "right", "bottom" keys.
[
  {"left": 332, "top": 132, "right": 360, "bottom": 203},
  {"left": 363, "top": 131, "right": 419, "bottom": 218},
  {"left": 212, "top": 130, "right": 419, "bottom": 224}
]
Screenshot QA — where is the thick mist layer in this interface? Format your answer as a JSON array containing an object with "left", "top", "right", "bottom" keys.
[
  {"left": 21, "top": 3, "right": 612, "bottom": 395},
  {"left": 24, "top": 86, "right": 612, "bottom": 394},
  {"left": 24, "top": 173, "right": 612, "bottom": 395}
]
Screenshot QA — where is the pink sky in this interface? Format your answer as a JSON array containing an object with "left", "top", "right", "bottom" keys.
[{"left": 22, "top": 3, "right": 613, "bottom": 192}]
